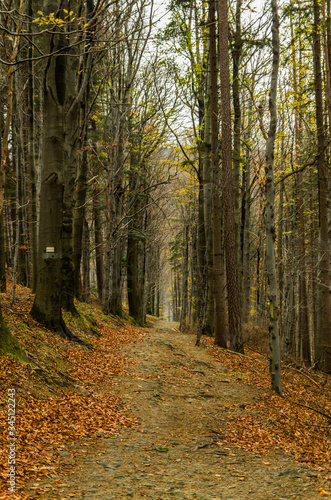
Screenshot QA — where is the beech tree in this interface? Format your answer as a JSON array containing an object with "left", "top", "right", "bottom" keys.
[
  {"left": 265, "top": 0, "right": 282, "bottom": 394},
  {"left": 31, "top": 0, "right": 96, "bottom": 338}
]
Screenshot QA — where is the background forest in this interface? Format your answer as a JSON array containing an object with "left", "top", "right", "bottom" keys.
[{"left": 0, "top": 0, "right": 331, "bottom": 393}]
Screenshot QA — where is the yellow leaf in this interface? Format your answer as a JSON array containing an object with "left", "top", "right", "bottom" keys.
[{"left": 37, "top": 10, "right": 43, "bottom": 15}]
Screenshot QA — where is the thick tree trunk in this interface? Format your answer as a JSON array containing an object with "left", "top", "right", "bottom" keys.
[
  {"left": 31, "top": 171, "right": 69, "bottom": 336},
  {"left": 218, "top": 0, "right": 243, "bottom": 352},
  {"left": 205, "top": 0, "right": 227, "bottom": 348},
  {"left": 31, "top": 2, "right": 74, "bottom": 339},
  {"left": 265, "top": 0, "right": 282, "bottom": 395},
  {"left": 313, "top": 0, "right": 331, "bottom": 372}
]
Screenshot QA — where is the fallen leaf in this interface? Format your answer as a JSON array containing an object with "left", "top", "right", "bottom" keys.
[{"left": 317, "top": 488, "right": 331, "bottom": 496}]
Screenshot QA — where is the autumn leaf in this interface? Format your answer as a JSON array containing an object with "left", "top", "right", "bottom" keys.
[{"left": 317, "top": 488, "right": 331, "bottom": 496}]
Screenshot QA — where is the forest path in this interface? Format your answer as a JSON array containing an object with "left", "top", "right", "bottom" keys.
[{"left": 25, "top": 320, "right": 324, "bottom": 499}]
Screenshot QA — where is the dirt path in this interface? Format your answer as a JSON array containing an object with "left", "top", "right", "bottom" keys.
[{"left": 25, "top": 321, "right": 328, "bottom": 499}]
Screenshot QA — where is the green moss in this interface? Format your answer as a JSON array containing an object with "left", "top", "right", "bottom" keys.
[{"left": 0, "top": 315, "right": 28, "bottom": 363}]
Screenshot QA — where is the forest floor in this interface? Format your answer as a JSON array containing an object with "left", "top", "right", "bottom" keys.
[{"left": 0, "top": 285, "right": 331, "bottom": 499}]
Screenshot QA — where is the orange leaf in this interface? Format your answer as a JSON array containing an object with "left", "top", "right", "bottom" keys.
[{"left": 317, "top": 488, "right": 331, "bottom": 496}]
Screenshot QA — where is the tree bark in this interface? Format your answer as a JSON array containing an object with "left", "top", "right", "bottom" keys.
[
  {"left": 179, "top": 224, "right": 189, "bottom": 331},
  {"left": 0, "top": 213, "right": 6, "bottom": 292},
  {"left": 82, "top": 217, "right": 91, "bottom": 303},
  {"left": 93, "top": 179, "right": 104, "bottom": 302},
  {"left": 232, "top": 0, "right": 242, "bottom": 274},
  {"left": 218, "top": 0, "right": 243, "bottom": 352},
  {"left": 31, "top": 1, "right": 74, "bottom": 338},
  {"left": 202, "top": 57, "right": 215, "bottom": 337},
  {"left": 265, "top": 0, "right": 282, "bottom": 395},
  {"left": 313, "top": 0, "right": 331, "bottom": 372},
  {"left": 27, "top": 0, "right": 38, "bottom": 292}
]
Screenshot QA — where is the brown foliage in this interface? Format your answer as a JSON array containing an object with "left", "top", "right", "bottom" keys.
[
  {"left": 0, "top": 284, "right": 145, "bottom": 498},
  {"left": 203, "top": 336, "right": 331, "bottom": 471}
]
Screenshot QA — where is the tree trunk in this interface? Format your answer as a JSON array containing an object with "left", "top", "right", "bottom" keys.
[
  {"left": 61, "top": 1, "right": 82, "bottom": 315},
  {"left": 0, "top": 100, "right": 5, "bottom": 292},
  {"left": 93, "top": 179, "right": 104, "bottom": 302},
  {"left": 180, "top": 224, "right": 189, "bottom": 331},
  {"left": 31, "top": 2, "right": 74, "bottom": 339},
  {"left": 0, "top": 213, "right": 6, "bottom": 292},
  {"left": 265, "top": 0, "right": 282, "bottom": 395},
  {"left": 72, "top": 138, "right": 88, "bottom": 303},
  {"left": 102, "top": 147, "right": 125, "bottom": 317},
  {"left": 277, "top": 180, "right": 284, "bottom": 340},
  {"left": 218, "top": 0, "right": 243, "bottom": 352},
  {"left": 72, "top": 2, "right": 95, "bottom": 303},
  {"left": 28, "top": 0, "right": 38, "bottom": 292},
  {"left": 313, "top": 0, "right": 331, "bottom": 372},
  {"left": 241, "top": 118, "right": 252, "bottom": 322},
  {"left": 232, "top": 0, "right": 242, "bottom": 275},
  {"left": 126, "top": 142, "right": 146, "bottom": 324},
  {"left": 202, "top": 57, "right": 215, "bottom": 337},
  {"left": 204, "top": 0, "right": 227, "bottom": 348},
  {"left": 291, "top": 15, "right": 310, "bottom": 364},
  {"left": 82, "top": 217, "right": 91, "bottom": 304},
  {"left": 127, "top": 231, "right": 143, "bottom": 322}
]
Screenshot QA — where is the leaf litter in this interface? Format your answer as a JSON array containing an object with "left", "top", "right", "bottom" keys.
[
  {"left": 202, "top": 335, "right": 331, "bottom": 477},
  {"left": 0, "top": 284, "right": 145, "bottom": 498},
  {"left": 1, "top": 284, "right": 331, "bottom": 498}
]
